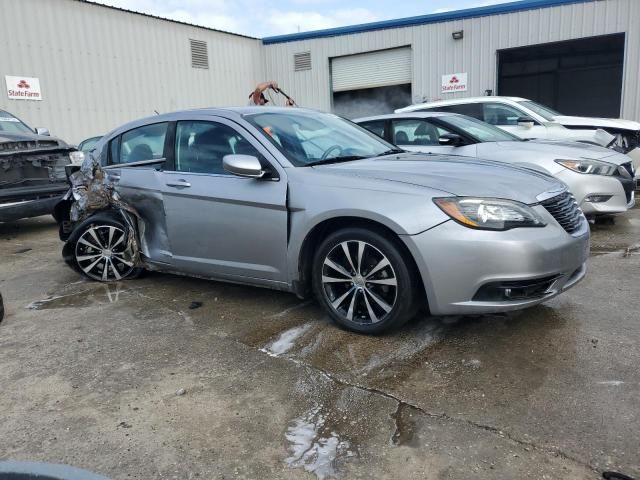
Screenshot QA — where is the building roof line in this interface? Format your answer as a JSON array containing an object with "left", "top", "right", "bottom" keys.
[
  {"left": 262, "top": 0, "right": 596, "bottom": 45},
  {"left": 74, "top": 0, "right": 259, "bottom": 40}
]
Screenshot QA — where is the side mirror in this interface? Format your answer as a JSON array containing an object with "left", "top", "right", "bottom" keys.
[
  {"left": 223, "top": 154, "right": 265, "bottom": 178},
  {"left": 35, "top": 127, "right": 50, "bottom": 136},
  {"left": 438, "top": 133, "right": 465, "bottom": 147},
  {"left": 517, "top": 117, "right": 535, "bottom": 128}
]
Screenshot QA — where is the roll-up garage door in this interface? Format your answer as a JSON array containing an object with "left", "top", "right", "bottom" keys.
[{"left": 331, "top": 47, "right": 412, "bottom": 92}]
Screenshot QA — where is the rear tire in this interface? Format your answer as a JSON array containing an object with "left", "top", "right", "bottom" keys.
[
  {"left": 312, "top": 227, "right": 418, "bottom": 334},
  {"left": 73, "top": 216, "right": 142, "bottom": 282}
]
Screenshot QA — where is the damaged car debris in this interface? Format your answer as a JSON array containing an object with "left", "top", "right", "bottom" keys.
[
  {"left": 54, "top": 152, "right": 143, "bottom": 281},
  {"left": 55, "top": 107, "right": 589, "bottom": 334},
  {"left": 0, "top": 109, "right": 77, "bottom": 223}
]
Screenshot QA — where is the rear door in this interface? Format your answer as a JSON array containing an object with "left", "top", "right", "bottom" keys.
[{"left": 159, "top": 116, "right": 289, "bottom": 284}]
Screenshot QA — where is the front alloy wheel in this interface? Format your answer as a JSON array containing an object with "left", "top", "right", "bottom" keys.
[
  {"left": 75, "top": 224, "right": 136, "bottom": 281},
  {"left": 313, "top": 228, "right": 418, "bottom": 333}
]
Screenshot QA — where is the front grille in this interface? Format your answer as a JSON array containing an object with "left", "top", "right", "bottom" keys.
[
  {"left": 614, "top": 162, "right": 635, "bottom": 203},
  {"left": 541, "top": 191, "right": 583, "bottom": 234}
]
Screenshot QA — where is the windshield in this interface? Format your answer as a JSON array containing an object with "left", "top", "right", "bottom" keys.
[
  {"left": 440, "top": 115, "right": 522, "bottom": 142},
  {"left": 518, "top": 100, "right": 562, "bottom": 121},
  {"left": 244, "top": 111, "right": 398, "bottom": 166},
  {"left": 0, "top": 110, "right": 34, "bottom": 135},
  {"left": 79, "top": 136, "right": 101, "bottom": 152}
]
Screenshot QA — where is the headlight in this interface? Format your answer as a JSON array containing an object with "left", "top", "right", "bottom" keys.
[
  {"left": 434, "top": 197, "right": 546, "bottom": 231},
  {"left": 69, "top": 151, "right": 85, "bottom": 165},
  {"left": 555, "top": 158, "right": 617, "bottom": 175}
]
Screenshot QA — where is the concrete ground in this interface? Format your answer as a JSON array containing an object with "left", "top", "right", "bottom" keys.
[{"left": 0, "top": 207, "right": 638, "bottom": 480}]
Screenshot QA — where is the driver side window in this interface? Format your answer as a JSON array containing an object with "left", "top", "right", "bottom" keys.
[
  {"left": 482, "top": 103, "right": 528, "bottom": 126},
  {"left": 174, "top": 121, "right": 261, "bottom": 175}
]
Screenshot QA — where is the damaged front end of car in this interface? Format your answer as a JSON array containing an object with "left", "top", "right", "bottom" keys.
[
  {"left": 0, "top": 137, "right": 74, "bottom": 222},
  {"left": 54, "top": 154, "right": 145, "bottom": 279}
]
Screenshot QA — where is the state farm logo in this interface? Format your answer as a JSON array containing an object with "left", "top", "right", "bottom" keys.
[
  {"left": 6, "top": 76, "right": 42, "bottom": 100},
  {"left": 442, "top": 73, "right": 467, "bottom": 93}
]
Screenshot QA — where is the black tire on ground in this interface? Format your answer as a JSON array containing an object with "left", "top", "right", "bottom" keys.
[
  {"left": 72, "top": 214, "right": 143, "bottom": 282},
  {"left": 312, "top": 227, "right": 419, "bottom": 334}
]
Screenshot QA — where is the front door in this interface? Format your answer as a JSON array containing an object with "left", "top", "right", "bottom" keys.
[{"left": 160, "top": 117, "right": 289, "bottom": 285}]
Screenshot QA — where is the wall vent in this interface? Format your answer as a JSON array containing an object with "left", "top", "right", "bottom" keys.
[
  {"left": 190, "top": 39, "right": 209, "bottom": 69},
  {"left": 294, "top": 52, "right": 311, "bottom": 72}
]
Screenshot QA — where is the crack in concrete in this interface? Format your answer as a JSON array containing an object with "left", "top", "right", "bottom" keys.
[{"left": 133, "top": 290, "right": 602, "bottom": 475}]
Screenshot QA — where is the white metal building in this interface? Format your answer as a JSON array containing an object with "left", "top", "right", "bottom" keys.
[
  {"left": 1, "top": 0, "right": 638, "bottom": 143},
  {"left": 262, "top": 0, "right": 640, "bottom": 121},
  {"left": 0, "top": 0, "right": 263, "bottom": 143}
]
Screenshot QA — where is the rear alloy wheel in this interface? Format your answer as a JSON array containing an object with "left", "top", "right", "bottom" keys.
[
  {"left": 313, "top": 228, "right": 418, "bottom": 333},
  {"left": 74, "top": 222, "right": 139, "bottom": 282}
]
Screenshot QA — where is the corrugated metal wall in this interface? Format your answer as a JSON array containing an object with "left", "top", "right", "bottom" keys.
[
  {"left": 0, "top": 0, "right": 264, "bottom": 143},
  {"left": 263, "top": 0, "right": 640, "bottom": 121}
]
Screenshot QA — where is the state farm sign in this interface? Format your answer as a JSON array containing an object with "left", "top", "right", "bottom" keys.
[
  {"left": 5, "top": 76, "right": 42, "bottom": 101},
  {"left": 441, "top": 72, "right": 468, "bottom": 94}
]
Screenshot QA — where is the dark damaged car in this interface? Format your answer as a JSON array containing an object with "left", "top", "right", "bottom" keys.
[{"left": 0, "top": 110, "right": 76, "bottom": 222}]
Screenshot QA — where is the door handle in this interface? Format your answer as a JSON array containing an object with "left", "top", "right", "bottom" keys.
[{"left": 165, "top": 179, "right": 191, "bottom": 188}]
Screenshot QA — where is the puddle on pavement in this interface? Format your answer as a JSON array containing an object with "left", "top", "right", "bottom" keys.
[
  {"left": 27, "top": 283, "right": 135, "bottom": 310},
  {"left": 260, "top": 323, "right": 314, "bottom": 357},
  {"left": 285, "top": 405, "right": 353, "bottom": 480}
]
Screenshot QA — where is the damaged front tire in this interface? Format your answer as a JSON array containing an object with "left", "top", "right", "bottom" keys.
[{"left": 69, "top": 213, "right": 142, "bottom": 282}]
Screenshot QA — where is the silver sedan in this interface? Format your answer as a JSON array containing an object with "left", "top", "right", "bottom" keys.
[
  {"left": 55, "top": 108, "right": 589, "bottom": 333},
  {"left": 356, "top": 112, "right": 635, "bottom": 216}
]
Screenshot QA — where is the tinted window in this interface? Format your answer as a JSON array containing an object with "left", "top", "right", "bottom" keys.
[
  {"left": 358, "top": 120, "right": 386, "bottom": 139},
  {"left": 114, "top": 122, "right": 168, "bottom": 164},
  {"left": 482, "top": 103, "right": 527, "bottom": 126},
  {"left": 421, "top": 103, "right": 483, "bottom": 119},
  {"left": 391, "top": 119, "right": 449, "bottom": 146},
  {"left": 174, "top": 121, "right": 261, "bottom": 175}
]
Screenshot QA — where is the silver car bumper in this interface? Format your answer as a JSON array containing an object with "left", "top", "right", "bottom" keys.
[
  {"left": 555, "top": 169, "right": 632, "bottom": 215},
  {"left": 402, "top": 217, "right": 590, "bottom": 315}
]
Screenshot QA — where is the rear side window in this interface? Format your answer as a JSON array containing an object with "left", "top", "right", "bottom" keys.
[
  {"left": 174, "top": 120, "right": 261, "bottom": 175},
  {"left": 358, "top": 120, "right": 386, "bottom": 139},
  {"left": 111, "top": 122, "right": 168, "bottom": 164}
]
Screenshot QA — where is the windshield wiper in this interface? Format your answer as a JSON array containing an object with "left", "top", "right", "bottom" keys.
[
  {"left": 378, "top": 148, "right": 406, "bottom": 156},
  {"left": 306, "top": 155, "right": 367, "bottom": 166}
]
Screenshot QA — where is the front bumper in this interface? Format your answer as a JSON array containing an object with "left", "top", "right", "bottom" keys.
[
  {"left": 555, "top": 169, "right": 633, "bottom": 215},
  {"left": 402, "top": 210, "right": 589, "bottom": 315}
]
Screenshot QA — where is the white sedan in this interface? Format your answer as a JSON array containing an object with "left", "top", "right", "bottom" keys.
[
  {"left": 356, "top": 112, "right": 635, "bottom": 216},
  {"left": 395, "top": 96, "right": 640, "bottom": 181}
]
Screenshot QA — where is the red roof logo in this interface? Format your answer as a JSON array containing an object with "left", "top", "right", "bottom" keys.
[
  {"left": 449, "top": 76, "right": 459, "bottom": 84},
  {"left": 17, "top": 79, "right": 30, "bottom": 89}
]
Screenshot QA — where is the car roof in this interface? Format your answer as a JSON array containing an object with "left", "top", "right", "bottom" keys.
[
  {"left": 109, "top": 106, "right": 321, "bottom": 136},
  {"left": 355, "top": 112, "right": 459, "bottom": 122},
  {"left": 397, "top": 96, "right": 529, "bottom": 112}
]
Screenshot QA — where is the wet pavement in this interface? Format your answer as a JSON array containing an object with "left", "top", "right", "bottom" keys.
[{"left": 0, "top": 208, "right": 638, "bottom": 479}]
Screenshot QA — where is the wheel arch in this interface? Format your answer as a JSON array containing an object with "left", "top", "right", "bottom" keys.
[
  {"left": 61, "top": 209, "right": 139, "bottom": 271},
  {"left": 294, "top": 216, "right": 425, "bottom": 305}
]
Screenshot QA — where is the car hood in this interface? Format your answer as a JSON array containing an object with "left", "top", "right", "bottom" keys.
[
  {"left": 314, "top": 154, "right": 564, "bottom": 204},
  {"left": 485, "top": 140, "right": 631, "bottom": 165},
  {"left": 552, "top": 115, "right": 640, "bottom": 132}
]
